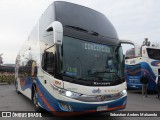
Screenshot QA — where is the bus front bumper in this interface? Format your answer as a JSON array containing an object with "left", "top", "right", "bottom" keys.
[{"left": 56, "top": 95, "right": 127, "bottom": 113}]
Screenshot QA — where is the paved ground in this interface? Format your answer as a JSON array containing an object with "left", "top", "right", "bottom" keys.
[{"left": 0, "top": 84, "right": 160, "bottom": 120}]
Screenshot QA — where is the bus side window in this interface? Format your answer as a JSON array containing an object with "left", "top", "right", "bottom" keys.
[
  {"left": 42, "top": 51, "right": 55, "bottom": 75},
  {"left": 46, "top": 52, "right": 54, "bottom": 74}
]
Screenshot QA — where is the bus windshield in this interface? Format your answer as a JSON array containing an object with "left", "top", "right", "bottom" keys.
[
  {"left": 62, "top": 36, "right": 124, "bottom": 82},
  {"left": 147, "top": 48, "right": 160, "bottom": 60}
]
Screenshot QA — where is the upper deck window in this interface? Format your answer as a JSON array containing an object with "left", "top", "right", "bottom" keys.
[{"left": 54, "top": 1, "right": 118, "bottom": 39}]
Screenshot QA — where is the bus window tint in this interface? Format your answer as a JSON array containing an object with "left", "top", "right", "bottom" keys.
[
  {"left": 42, "top": 46, "right": 55, "bottom": 75},
  {"left": 147, "top": 48, "right": 160, "bottom": 60}
]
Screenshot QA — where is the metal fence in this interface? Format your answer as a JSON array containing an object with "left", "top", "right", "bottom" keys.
[{"left": 0, "top": 73, "right": 14, "bottom": 84}]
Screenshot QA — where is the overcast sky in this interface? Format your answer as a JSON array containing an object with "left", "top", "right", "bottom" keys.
[{"left": 0, "top": 0, "right": 160, "bottom": 64}]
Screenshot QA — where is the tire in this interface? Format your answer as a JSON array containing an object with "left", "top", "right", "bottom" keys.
[{"left": 33, "top": 88, "right": 42, "bottom": 112}]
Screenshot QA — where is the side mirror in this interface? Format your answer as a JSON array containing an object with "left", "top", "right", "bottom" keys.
[
  {"left": 119, "top": 40, "right": 141, "bottom": 57},
  {"left": 46, "top": 21, "right": 63, "bottom": 45}
]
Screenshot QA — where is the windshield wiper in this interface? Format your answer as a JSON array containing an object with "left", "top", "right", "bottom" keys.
[
  {"left": 89, "top": 71, "right": 113, "bottom": 74},
  {"left": 112, "top": 72, "right": 121, "bottom": 81},
  {"left": 65, "top": 25, "right": 99, "bottom": 36}
]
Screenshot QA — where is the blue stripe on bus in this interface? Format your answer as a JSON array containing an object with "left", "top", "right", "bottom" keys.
[{"left": 126, "top": 62, "right": 157, "bottom": 91}]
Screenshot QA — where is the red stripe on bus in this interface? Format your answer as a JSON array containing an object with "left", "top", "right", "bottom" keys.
[
  {"left": 20, "top": 79, "right": 26, "bottom": 87},
  {"left": 36, "top": 86, "right": 55, "bottom": 112}
]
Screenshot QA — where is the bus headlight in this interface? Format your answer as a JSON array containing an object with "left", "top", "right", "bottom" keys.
[
  {"left": 51, "top": 83, "right": 82, "bottom": 99},
  {"left": 66, "top": 91, "right": 72, "bottom": 97},
  {"left": 121, "top": 89, "right": 127, "bottom": 96}
]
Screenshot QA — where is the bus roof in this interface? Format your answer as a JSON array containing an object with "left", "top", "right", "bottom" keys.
[{"left": 54, "top": 1, "right": 118, "bottom": 40}]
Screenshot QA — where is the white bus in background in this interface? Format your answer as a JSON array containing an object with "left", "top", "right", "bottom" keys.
[
  {"left": 125, "top": 38, "right": 160, "bottom": 91},
  {"left": 15, "top": 1, "right": 127, "bottom": 115}
]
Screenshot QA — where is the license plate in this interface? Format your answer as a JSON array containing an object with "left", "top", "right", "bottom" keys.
[{"left": 97, "top": 106, "right": 108, "bottom": 111}]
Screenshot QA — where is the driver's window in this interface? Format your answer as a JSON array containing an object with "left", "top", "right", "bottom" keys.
[{"left": 42, "top": 46, "right": 55, "bottom": 75}]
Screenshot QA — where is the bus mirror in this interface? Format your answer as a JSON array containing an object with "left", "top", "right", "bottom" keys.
[
  {"left": 119, "top": 40, "right": 141, "bottom": 57},
  {"left": 46, "top": 21, "right": 63, "bottom": 45}
]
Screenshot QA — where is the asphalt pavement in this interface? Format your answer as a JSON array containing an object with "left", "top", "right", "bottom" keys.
[{"left": 0, "top": 84, "right": 160, "bottom": 120}]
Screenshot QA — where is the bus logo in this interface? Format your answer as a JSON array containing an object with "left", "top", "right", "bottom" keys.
[{"left": 92, "top": 88, "right": 101, "bottom": 93}]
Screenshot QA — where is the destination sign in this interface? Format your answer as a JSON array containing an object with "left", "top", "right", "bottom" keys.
[{"left": 84, "top": 43, "right": 110, "bottom": 53}]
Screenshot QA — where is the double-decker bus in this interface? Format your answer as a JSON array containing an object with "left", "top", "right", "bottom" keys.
[
  {"left": 125, "top": 39, "right": 160, "bottom": 91},
  {"left": 15, "top": 1, "right": 127, "bottom": 115}
]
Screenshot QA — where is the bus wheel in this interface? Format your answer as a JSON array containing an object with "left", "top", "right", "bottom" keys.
[
  {"left": 33, "top": 90, "right": 42, "bottom": 112},
  {"left": 15, "top": 80, "right": 20, "bottom": 94}
]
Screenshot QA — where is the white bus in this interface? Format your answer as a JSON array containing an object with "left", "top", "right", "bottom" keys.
[
  {"left": 15, "top": 1, "right": 127, "bottom": 115},
  {"left": 125, "top": 39, "right": 160, "bottom": 91}
]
